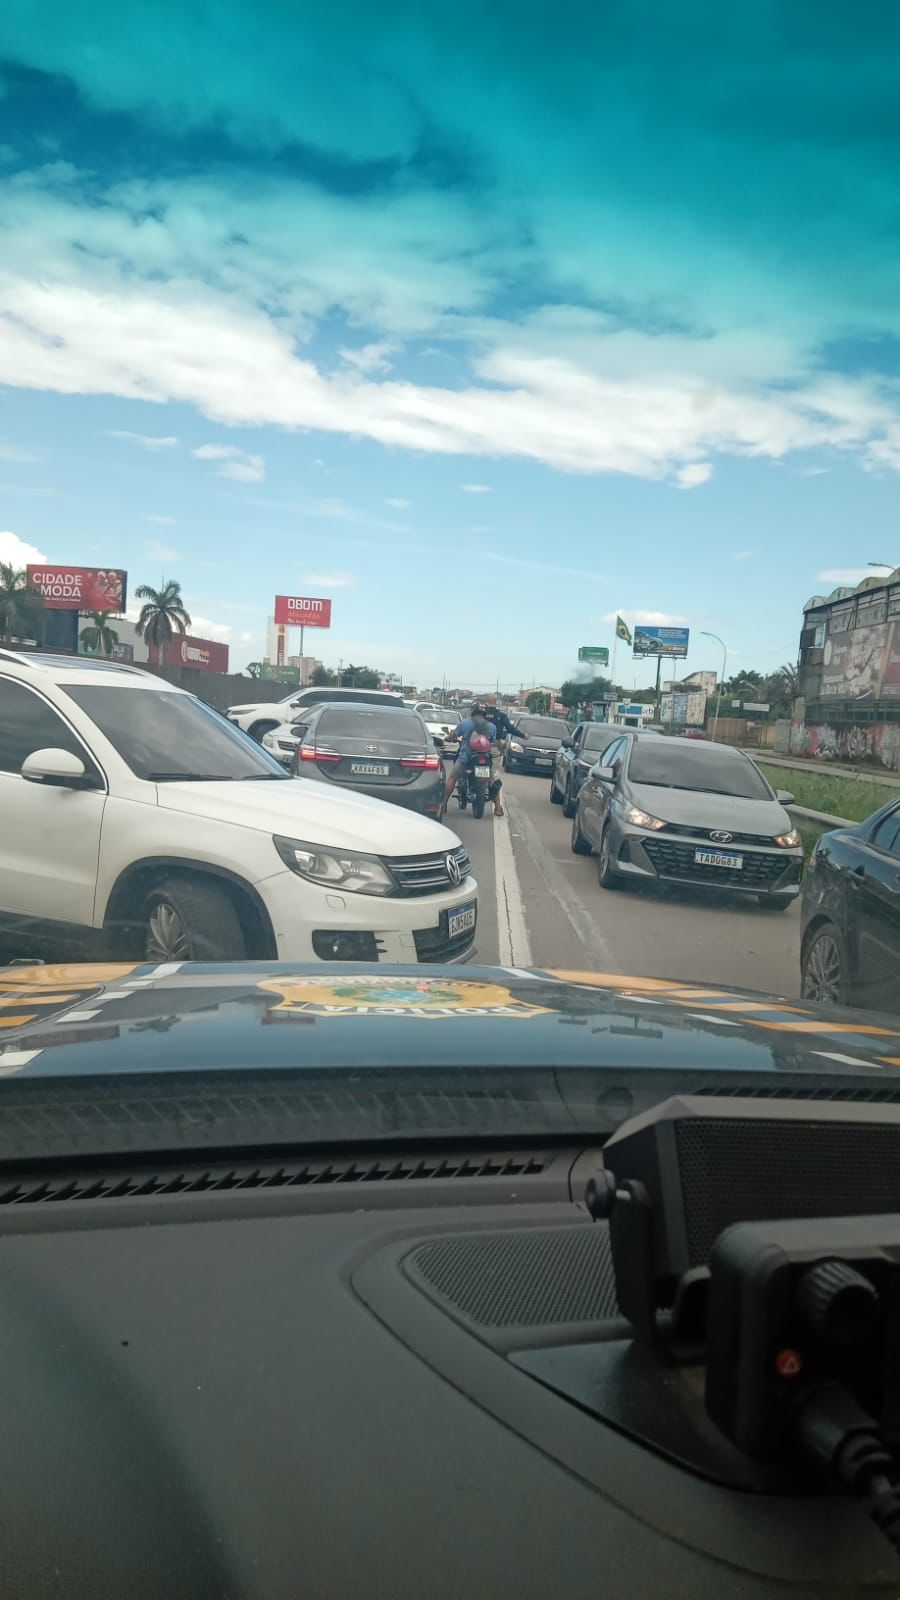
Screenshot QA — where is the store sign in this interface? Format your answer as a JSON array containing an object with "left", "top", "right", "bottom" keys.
[
  {"left": 27, "top": 565, "right": 127, "bottom": 613},
  {"left": 273, "top": 594, "right": 332, "bottom": 628},
  {"left": 153, "top": 634, "right": 230, "bottom": 673}
]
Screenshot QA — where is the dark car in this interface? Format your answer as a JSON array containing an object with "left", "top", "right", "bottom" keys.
[
  {"left": 801, "top": 797, "right": 900, "bottom": 1012},
  {"left": 504, "top": 714, "right": 571, "bottom": 774},
  {"left": 289, "top": 702, "right": 444, "bottom": 815},
  {"left": 572, "top": 730, "right": 804, "bottom": 908},
  {"left": 550, "top": 722, "right": 622, "bottom": 817}
]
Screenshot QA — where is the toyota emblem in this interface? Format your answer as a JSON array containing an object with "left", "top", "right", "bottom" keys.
[
  {"left": 709, "top": 830, "right": 734, "bottom": 844},
  {"left": 365, "top": 744, "right": 379, "bottom": 753},
  {"left": 446, "top": 853, "right": 462, "bottom": 886}
]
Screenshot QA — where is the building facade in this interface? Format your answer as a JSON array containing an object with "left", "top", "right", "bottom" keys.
[{"left": 793, "top": 567, "right": 900, "bottom": 770}]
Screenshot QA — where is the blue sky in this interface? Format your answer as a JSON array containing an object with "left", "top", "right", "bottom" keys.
[{"left": 1, "top": 1, "right": 900, "bottom": 689}]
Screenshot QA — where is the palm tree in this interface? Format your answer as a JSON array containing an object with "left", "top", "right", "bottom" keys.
[
  {"left": 0, "top": 563, "right": 45, "bottom": 644},
  {"left": 79, "top": 611, "right": 120, "bottom": 658},
  {"left": 134, "top": 579, "right": 191, "bottom": 648}
]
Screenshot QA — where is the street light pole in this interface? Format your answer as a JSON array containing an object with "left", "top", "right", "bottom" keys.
[{"left": 701, "top": 630, "right": 728, "bottom": 742}]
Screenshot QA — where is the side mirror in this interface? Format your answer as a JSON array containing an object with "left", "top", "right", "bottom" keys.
[
  {"left": 776, "top": 789, "right": 795, "bottom": 806},
  {"left": 561, "top": 736, "right": 574, "bottom": 749},
  {"left": 289, "top": 724, "right": 309, "bottom": 738},
  {"left": 595, "top": 765, "right": 616, "bottom": 783},
  {"left": 21, "top": 748, "right": 94, "bottom": 789}
]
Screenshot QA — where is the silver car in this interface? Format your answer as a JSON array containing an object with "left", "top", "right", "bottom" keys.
[{"left": 571, "top": 731, "right": 803, "bottom": 910}]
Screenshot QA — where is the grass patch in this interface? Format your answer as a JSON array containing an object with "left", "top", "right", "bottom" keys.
[{"left": 757, "top": 764, "right": 897, "bottom": 825}]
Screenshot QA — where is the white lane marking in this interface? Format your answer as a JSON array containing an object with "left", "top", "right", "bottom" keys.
[
  {"left": 58, "top": 1009, "right": 101, "bottom": 1022},
  {"left": 148, "top": 962, "right": 184, "bottom": 978},
  {"left": 493, "top": 805, "right": 532, "bottom": 967},
  {"left": 0, "top": 1050, "right": 43, "bottom": 1073},
  {"left": 685, "top": 1013, "right": 741, "bottom": 1026},
  {"left": 507, "top": 792, "right": 620, "bottom": 973},
  {"left": 814, "top": 1050, "right": 883, "bottom": 1069}
]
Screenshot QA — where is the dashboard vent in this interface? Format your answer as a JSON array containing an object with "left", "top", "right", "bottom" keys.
[{"left": 0, "top": 1149, "right": 549, "bottom": 1205}]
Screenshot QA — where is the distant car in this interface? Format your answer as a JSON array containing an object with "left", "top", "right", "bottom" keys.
[
  {"left": 679, "top": 729, "right": 708, "bottom": 740},
  {"left": 226, "top": 685, "right": 405, "bottom": 743},
  {"left": 413, "top": 703, "right": 458, "bottom": 752},
  {"left": 800, "top": 798, "right": 900, "bottom": 1011},
  {"left": 551, "top": 722, "right": 623, "bottom": 816},
  {"left": 287, "top": 702, "right": 445, "bottom": 816},
  {"left": 571, "top": 730, "right": 803, "bottom": 909},
  {"left": 504, "top": 715, "right": 571, "bottom": 774}
]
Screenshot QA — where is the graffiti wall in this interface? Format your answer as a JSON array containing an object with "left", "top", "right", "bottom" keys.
[{"left": 789, "top": 718, "right": 900, "bottom": 772}]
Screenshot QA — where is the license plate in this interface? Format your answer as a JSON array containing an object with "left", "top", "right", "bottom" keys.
[
  {"left": 448, "top": 902, "right": 477, "bottom": 939},
  {"left": 474, "top": 766, "right": 490, "bottom": 778},
  {"left": 351, "top": 762, "right": 389, "bottom": 776},
  {"left": 694, "top": 849, "right": 743, "bottom": 869},
  {"left": 535, "top": 757, "right": 552, "bottom": 767}
]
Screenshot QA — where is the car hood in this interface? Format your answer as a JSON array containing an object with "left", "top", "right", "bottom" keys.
[
  {"left": 628, "top": 782, "right": 791, "bottom": 834},
  {"left": 226, "top": 702, "right": 277, "bottom": 716},
  {"left": 155, "top": 778, "right": 463, "bottom": 853}
]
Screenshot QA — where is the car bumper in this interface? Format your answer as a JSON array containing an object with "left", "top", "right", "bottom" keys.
[
  {"left": 296, "top": 773, "right": 445, "bottom": 816},
  {"left": 263, "top": 739, "right": 297, "bottom": 768},
  {"left": 507, "top": 751, "right": 557, "bottom": 772},
  {"left": 258, "top": 869, "right": 479, "bottom": 963},
  {"left": 608, "top": 821, "right": 803, "bottom": 897}
]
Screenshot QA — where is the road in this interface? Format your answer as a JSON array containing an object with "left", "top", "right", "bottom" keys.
[{"left": 454, "top": 770, "right": 802, "bottom": 994}]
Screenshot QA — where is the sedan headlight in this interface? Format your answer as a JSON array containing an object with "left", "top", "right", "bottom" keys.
[
  {"left": 274, "top": 835, "right": 395, "bottom": 896},
  {"left": 509, "top": 740, "right": 524, "bottom": 753},
  {"left": 774, "top": 827, "right": 801, "bottom": 848},
  {"left": 618, "top": 801, "right": 667, "bottom": 831}
]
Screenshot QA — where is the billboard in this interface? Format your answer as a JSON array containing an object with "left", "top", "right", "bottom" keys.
[
  {"left": 27, "top": 565, "right": 127, "bottom": 613},
  {"left": 633, "top": 625, "right": 689, "bottom": 658},
  {"left": 150, "top": 634, "right": 230, "bottom": 673},
  {"left": 273, "top": 594, "right": 332, "bottom": 629},
  {"left": 820, "top": 617, "right": 900, "bottom": 701}
]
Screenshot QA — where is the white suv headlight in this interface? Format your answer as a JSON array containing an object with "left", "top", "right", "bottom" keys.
[{"left": 274, "top": 836, "right": 395, "bottom": 896}]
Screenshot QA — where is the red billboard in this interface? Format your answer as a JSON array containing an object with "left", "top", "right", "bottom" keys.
[
  {"left": 27, "top": 565, "right": 127, "bottom": 613},
  {"left": 273, "top": 594, "right": 332, "bottom": 628},
  {"left": 150, "top": 634, "right": 230, "bottom": 673}
]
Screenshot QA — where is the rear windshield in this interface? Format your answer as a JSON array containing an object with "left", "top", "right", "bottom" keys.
[
  {"left": 628, "top": 741, "right": 773, "bottom": 799},
  {"left": 316, "top": 707, "right": 425, "bottom": 740},
  {"left": 582, "top": 725, "right": 615, "bottom": 752},
  {"left": 519, "top": 717, "right": 569, "bottom": 736}
]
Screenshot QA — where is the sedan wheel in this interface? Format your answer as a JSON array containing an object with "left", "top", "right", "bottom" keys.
[
  {"left": 801, "top": 925, "right": 848, "bottom": 1006},
  {"left": 597, "top": 826, "right": 623, "bottom": 890},
  {"left": 571, "top": 809, "right": 592, "bottom": 856},
  {"left": 550, "top": 772, "right": 563, "bottom": 805},
  {"left": 562, "top": 781, "right": 577, "bottom": 819}
]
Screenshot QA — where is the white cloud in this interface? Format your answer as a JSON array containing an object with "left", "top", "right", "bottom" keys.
[
  {"left": 296, "top": 570, "right": 356, "bottom": 589},
  {"left": 815, "top": 568, "right": 888, "bottom": 587},
  {"left": 143, "top": 513, "right": 175, "bottom": 525},
  {"left": 0, "top": 439, "right": 39, "bottom": 463},
  {"left": 106, "top": 430, "right": 180, "bottom": 450},
  {"left": 733, "top": 549, "right": 758, "bottom": 561},
  {"left": 461, "top": 483, "right": 493, "bottom": 493},
  {"left": 0, "top": 529, "right": 47, "bottom": 567},
  {"left": 603, "top": 608, "right": 688, "bottom": 626},
  {"left": 144, "top": 539, "right": 181, "bottom": 562},
  {"left": 192, "top": 443, "right": 266, "bottom": 482},
  {"left": 483, "top": 552, "right": 606, "bottom": 582},
  {"left": 189, "top": 613, "right": 233, "bottom": 642},
  {"left": 799, "top": 466, "right": 829, "bottom": 477},
  {"left": 239, "top": 630, "right": 253, "bottom": 645},
  {"left": 385, "top": 496, "right": 410, "bottom": 508},
  {"left": 339, "top": 341, "right": 395, "bottom": 375},
  {"left": 675, "top": 462, "right": 712, "bottom": 489}
]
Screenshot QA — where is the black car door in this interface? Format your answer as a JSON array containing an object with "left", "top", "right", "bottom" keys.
[
  {"left": 559, "top": 724, "right": 581, "bottom": 784},
  {"left": 851, "top": 804, "right": 900, "bottom": 1012}
]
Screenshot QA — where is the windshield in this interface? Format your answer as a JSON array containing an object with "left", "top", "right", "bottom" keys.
[
  {"left": 628, "top": 742, "right": 774, "bottom": 800},
  {"left": 64, "top": 687, "right": 289, "bottom": 781},
  {"left": 519, "top": 718, "right": 569, "bottom": 737}
]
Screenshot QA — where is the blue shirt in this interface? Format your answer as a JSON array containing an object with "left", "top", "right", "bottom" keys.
[{"left": 454, "top": 717, "right": 496, "bottom": 760}]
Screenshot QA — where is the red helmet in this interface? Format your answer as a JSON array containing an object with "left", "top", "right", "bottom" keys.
[{"left": 470, "top": 733, "right": 491, "bottom": 754}]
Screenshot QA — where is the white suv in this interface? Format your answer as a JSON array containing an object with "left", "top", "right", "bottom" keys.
[
  {"left": 0, "top": 652, "right": 477, "bottom": 965},
  {"left": 226, "top": 685, "right": 404, "bottom": 743}
]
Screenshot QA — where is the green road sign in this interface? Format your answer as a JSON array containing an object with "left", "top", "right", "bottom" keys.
[{"left": 578, "top": 645, "right": 609, "bottom": 664}]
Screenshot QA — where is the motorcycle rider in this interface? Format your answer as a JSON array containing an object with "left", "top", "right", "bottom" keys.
[{"left": 442, "top": 703, "right": 504, "bottom": 816}]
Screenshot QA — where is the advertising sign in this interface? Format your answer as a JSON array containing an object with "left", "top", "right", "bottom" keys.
[
  {"left": 820, "top": 619, "right": 899, "bottom": 700},
  {"left": 273, "top": 595, "right": 332, "bottom": 629},
  {"left": 27, "top": 565, "right": 127, "bottom": 613},
  {"left": 151, "top": 635, "right": 230, "bottom": 673},
  {"left": 578, "top": 645, "right": 609, "bottom": 664},
  {"left": 632, "top": 625, "right": 689, "bottom": 658}
]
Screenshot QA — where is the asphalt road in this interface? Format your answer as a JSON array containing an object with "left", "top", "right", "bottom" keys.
[{"left": 451, "top": 769, "right": 803, "bottom": 994}]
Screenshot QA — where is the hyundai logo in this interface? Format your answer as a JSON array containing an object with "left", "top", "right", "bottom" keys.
[
  {"left": 709, "top": 830, "right": 734, "bottom": 844},
  {"left": 446, "top": 853, "right": 462, "bottom": 886}
]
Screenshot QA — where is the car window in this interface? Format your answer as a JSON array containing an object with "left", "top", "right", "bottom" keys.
[
  {"left": 63, "top": 686, "right": 288, "bottom": 781},
  {"left": 0, "top": 678, "right": 100, "bottom": 778},
  {"left": 315, "top": 708, "right": 425, "bottom": 740},
  {"left": 600, "top": 738, "right": 626, "bottom": 769},
  {"left": 627, "top": 740, "right": 773, "bottom": 798},
  {"left": 872, "top": 809, "right": 900, "bottom": 856}
]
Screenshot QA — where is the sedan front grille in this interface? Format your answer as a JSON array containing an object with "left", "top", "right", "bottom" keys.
[
  {"left": 661, "top": 822, "right": 777, "bottom": 847},
  {"left": 389, "top": 846, "right": 471, "bottom": 896},
  {"left": 642, "top": 839, "right": 798, "bottom": 889}
]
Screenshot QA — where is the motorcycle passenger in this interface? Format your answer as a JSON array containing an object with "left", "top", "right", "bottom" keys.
[{"left": 442, "top": 704, "right": 504, "bottom": 816}]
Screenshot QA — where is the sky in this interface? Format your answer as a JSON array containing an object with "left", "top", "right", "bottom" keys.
[{"left": 1, "top": 1, "right": 900, "bottom": 690}]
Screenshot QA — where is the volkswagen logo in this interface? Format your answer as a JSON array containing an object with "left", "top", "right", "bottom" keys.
[
  {"left": 446, "top": 853, "right": 462, "bottom": 886},
  {"left": 709, "top": 830, "right": 734, "bottom": 844}
]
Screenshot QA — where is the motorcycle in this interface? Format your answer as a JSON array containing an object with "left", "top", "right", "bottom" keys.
[{"left": 457, "top": 734, "right": 494, "bottom": 819}]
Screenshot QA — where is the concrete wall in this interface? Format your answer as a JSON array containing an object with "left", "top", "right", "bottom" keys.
[{"left": 140, "top": 665, "right": 289, "bottom": 711}]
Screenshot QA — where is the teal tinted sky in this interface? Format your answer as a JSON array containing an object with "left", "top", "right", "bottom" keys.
[{"left": 1, "top": 1, "right": 899, "bottom": 686}]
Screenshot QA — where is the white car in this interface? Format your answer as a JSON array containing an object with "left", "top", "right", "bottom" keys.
[
  {"left": 0, "top": 652, "right": 477, "bottom": 965},
  {"left": 226, "top": 685, "right": 405, "bottom": 743},
  {"left": 413, "top": 703, "right": 459, "bottom": 749}
]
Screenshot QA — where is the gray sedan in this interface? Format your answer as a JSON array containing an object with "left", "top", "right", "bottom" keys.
[{"left": 571, "top": 731, "right": 804, "bottom": 910}]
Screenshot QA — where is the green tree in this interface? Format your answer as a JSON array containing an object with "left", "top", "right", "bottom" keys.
[
  {"left": 0, "top": 563, "right": 44, "bottom": 644},
  {"left": 134, "top": 579, "right": 192, "bottom": 648},
  {"left": 245, "top": 661, "right": 263, "bottom": 679},
  {"left": 526, "top": 690, "right": 551, "bottom": 713},
  {"left": 341, "top": 663, "right": 380, "bottom": 688},
  {"left": 311, "top": 664, "right": 337, "bottom": 686},
  {"left": 558, "top": 676, "right": 617, "bottom": 710},
  {"left": 79, "top": 610, "right": 120, "bottom": 658}
]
